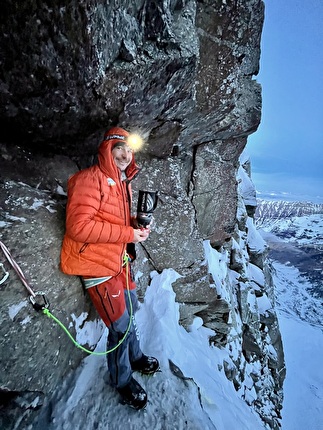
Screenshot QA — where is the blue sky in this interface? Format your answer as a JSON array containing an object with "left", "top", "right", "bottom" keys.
[{"left": 247, "top": 0, "right": 323, "bottom": 202}]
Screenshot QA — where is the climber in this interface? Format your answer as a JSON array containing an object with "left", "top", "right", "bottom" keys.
[{"left": 60, "top": 126, "right": 159, "bottom": 410}]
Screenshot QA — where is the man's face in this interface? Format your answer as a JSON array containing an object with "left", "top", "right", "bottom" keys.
[{"left": 112, "top": 143, "right": 133, "bottom": 172}]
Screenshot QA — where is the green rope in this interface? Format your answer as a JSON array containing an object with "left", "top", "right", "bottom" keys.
[{"left": 43, "top": 256, "right": 133, "bottom": 356}]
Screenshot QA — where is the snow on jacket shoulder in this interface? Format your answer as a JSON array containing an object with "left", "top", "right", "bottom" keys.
[{"left": 60, "top": 138, "right": 139, "bottom": 277}]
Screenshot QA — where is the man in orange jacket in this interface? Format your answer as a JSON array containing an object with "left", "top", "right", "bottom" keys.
[{"left": 60, "top": 126, "right": 159, "bottom": 410}]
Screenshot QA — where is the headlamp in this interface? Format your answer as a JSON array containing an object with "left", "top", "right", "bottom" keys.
[{"left": 126, "top": 133, "right": 144, "bottom": 152}]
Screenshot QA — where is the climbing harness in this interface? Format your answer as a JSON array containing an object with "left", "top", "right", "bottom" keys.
[
  {"left": 0, "top": 240, "right": 133, "bottom": 355},
  {"left": 43, "top": 254, "right": 133, "bottom": 356}
]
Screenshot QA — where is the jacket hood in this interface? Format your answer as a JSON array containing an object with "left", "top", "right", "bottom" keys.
[{"left": 98, "top": 127, "right": 140, "bottom": 181}]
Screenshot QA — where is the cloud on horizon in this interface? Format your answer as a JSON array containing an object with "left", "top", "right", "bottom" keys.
[{"left": 251, "top": 171, "right": 323, "bottom": 203}]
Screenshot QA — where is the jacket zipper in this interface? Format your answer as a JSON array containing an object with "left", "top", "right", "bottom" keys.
[
  {"left": 117, "top": 179, "right": 129, "bottom": 275},
  {"left": 79, "top": 243, "right": 89, "bottom": 253}
]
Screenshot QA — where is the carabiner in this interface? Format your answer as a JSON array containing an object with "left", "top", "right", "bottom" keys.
[
  {"left": 30, "top": 292, "right": 50, "bottom": 312},
  {"left": 0, "top": 263, "right": 9, "bottom": 285}
]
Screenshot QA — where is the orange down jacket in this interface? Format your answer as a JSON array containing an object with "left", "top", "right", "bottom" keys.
[{"left": 60, "top": 131, "right": 140, "bottom": 277}]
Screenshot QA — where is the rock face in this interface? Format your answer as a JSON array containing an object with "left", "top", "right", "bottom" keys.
[{"left": 0, "top": 1, "right": 285, "bottom": 429}]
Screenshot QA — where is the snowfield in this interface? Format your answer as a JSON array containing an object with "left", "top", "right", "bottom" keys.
[{"left": 35, "top": 236, "right": 323, "bottom": 430}]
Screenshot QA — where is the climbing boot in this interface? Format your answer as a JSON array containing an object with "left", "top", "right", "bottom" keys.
[
  {"left": 117, "top": 377, "right": 147, "bottom": 410},
  {"left": 132, "top": 354, "right": 160, "bottom": 375}
]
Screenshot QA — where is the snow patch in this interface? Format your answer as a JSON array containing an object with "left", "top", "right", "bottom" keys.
[
  {"left": 71, "top": 312, "right": 105, "bottom": 348},
  {"left": 9, "top": 301, "right": 28, "bottom": 319}
]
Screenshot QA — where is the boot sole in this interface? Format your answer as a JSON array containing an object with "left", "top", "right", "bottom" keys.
[
  {"left": 120, "top": 398, "right": 148, "bottom": 410},
  {"left": 132, "top": 366, "right": 161, "bottom": 375}
]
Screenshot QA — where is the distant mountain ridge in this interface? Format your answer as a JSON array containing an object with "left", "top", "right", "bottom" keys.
[
  {"left": 255, "top": 199, "right": 323, "bottom": 300},
  {"left": 255, "top": 199, "right": 323, "bottom": 227}
]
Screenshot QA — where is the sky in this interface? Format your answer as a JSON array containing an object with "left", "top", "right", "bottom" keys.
[
  {"left": 247, "top": 0, "right": 323, "bottom": 203},
  {"left": 37, "top": 223, "right": 323, "bottom": 429}
]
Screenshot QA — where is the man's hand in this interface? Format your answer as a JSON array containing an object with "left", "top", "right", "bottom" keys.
[{"left": 133, "top": 227, "right": 150, "bottom": 243}]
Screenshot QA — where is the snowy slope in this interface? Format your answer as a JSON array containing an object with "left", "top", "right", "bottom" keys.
[
  {"left": 30, "top": 197, "right": 323, "bottom": 430},
  {"left": 255, "top": 199, "right": 323, "bottom": 430},
  {"left": 34, "top": 238, "right": 323, "bottom": 430},
  {"left": 272, "top": 262, "right": 323, "bottom": 430},
  {"left": 256, "top": 200, "right": 323, "bottom": 299},
  {"left": 37, "top": 266, "right": 265, "bottom": 430}
]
